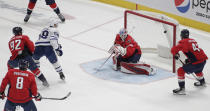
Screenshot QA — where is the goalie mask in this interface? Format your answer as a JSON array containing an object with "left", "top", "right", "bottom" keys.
[{"left": 119, "top": 28, "right": 128, "bottom": 41}]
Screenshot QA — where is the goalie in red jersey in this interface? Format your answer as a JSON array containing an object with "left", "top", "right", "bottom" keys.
[
  {"left": 108, "top": 28, "right": 156, "bottom": 75},
  {"left": 0, "top": 60, "right": 42, "bottom": 111},
  {"left": 7, "top": 27, "right": 49, "bottom": 87},
  {"left": 171, "top": 29, "right": 208, "bottom": 95}
]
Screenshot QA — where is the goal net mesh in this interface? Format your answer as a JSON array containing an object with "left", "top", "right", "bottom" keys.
[{"left": 124, "top": 10, "right": 180, "bottom": 72}]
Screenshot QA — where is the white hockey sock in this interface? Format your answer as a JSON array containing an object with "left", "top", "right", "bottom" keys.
[{"left": 52, "top": 62, "right": 62, "bottom": 73}]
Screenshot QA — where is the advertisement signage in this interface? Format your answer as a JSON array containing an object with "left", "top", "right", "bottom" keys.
[{"left": 126, "top": 0, "right": 210, "bottom": 25}]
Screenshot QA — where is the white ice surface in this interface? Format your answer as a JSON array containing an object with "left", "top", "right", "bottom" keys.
[{"left": 0, "top": 0, "right": 210, "bottom": 111}]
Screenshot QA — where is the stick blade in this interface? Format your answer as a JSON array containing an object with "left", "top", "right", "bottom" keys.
[{"left": 42, "top": 91, "right": 71, "bottom": 100}]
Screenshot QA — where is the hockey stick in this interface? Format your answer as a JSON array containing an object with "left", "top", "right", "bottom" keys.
[
  {"left": 41, "top": 91, "right": 71, "bottom": 100},
  {"left": 96, "top": 53, "right": 113, "bottom": 72}
]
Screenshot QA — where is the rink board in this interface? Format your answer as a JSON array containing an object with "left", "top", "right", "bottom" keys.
[{"left": 81, "top": 58, "right": 175, "bottom": 84}]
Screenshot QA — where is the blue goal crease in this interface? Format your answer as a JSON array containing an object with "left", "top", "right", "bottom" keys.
[{"left": 80, "top": 58, "right": 175, "bottom": 84}]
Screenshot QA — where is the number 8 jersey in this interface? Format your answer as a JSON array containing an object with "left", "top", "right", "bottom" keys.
[
  {"left": 0, "top": 69, "right": 38, "bottom": 103},
  {"left": 171, "top": 38, "right": 208, "bottom": 64}
]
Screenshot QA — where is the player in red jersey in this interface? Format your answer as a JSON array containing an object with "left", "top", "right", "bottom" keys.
[
  {"left": 0, "top": 60, "right": 42, "bottom": 111},
  {"left": 24, "top": 0, "right": 65, "bottom": 22},
  {"left": 108, "top": 28, "right": 155, "bottom": 75},
  {"left": 7, "top": 27, "right": 49, "bottom": 87},
  {"left": 171, "top": 29, "right": 208, "bottom": 95}
]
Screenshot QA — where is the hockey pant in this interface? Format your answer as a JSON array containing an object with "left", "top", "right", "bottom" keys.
[
  {"left": 33, "top": 46, "right": 63, "bottom": 73},
  {"left": 177, "top": 61, "right": 206, "bottom": 81},
  {"left": 4, "top": 99, "right": 37, "bottom": 111},
  {"left": 7, "top": 55, "right": 43, "bottom": 77}
]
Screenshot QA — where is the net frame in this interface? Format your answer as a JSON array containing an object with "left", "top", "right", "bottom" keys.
[{"left": 124, "top": 10, "right": 177, "bottom": 72}]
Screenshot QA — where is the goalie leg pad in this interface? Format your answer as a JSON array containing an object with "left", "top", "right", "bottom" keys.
[
  {"left": 112, "top": 54, "right": 120, "bottom": 71},
  {"left": 120, "top": 62, "right": 153, "bottom": 75}
]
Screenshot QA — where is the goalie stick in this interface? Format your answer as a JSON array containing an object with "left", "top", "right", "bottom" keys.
[
  {"left": 41, "top": 91, "right": 71, "bottom": 100},
  {"left": 96, "top": 53, "right": 113, "bottom": 72}
]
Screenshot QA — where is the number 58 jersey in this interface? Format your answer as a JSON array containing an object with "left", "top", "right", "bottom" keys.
[
  {"left": 0, "top": 69, "right": 38, "bottom": 103},
  {"left": 171, "top": 38, "right": 208, "bottom": 64}
]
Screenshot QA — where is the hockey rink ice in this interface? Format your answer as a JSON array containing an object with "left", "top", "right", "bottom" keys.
[{"left": 0, "top": 0, "right": 210, "bottom": 111}]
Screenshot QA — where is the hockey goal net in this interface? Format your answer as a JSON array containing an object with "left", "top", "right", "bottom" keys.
[{"left": 124, "top": 10, "right": 180, "bottom": 73}]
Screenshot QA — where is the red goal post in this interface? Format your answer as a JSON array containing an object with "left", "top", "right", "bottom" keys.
[{"left": 124, "top": 10, "right": 178, "bottom": 73}]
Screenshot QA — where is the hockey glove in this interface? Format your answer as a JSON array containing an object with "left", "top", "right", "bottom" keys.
[
  {"left": 108, "top": 45, "right": 115, "bottom": 54},
  {"left": 185, "top": 59, "right": 191, "bottom": 64},
  {"left": 55, "top": 49, "right": 63, "bottom": 56},
  {"left": 34, "top": 93, "right": 42, "bottom": 101},
  {"left": 0, "top": 92, "right": 5, "bottom": 100},
  {"left": 55, "top": 44, "right": 63, "bottom": 56},
  {"left": 114, "top": 46, "right": 126, "bottom": 56},
  {"left": 174, "top": 53, "right": 180, "bottom": 60}
]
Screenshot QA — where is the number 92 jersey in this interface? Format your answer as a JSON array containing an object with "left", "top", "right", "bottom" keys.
[
  {"left": 0, "top": 69, "right": 38, "bottom": 103},
  {"left": 35, "top": 27, "right": 60, "bottom": 49},
  {"left": 8, "top": 35, "right": 35, "bottom": 60}
]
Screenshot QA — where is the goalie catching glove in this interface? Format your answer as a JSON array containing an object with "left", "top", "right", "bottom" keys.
[{"left": 108, "top": 45, "right": 126, "bottom": 56}]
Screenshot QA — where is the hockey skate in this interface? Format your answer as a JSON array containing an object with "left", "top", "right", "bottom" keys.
[
  {"left": 38, "top": 74, "right": 49, "bottom": 87},
  {"left": 194, "top": 81, "right": 206, "bottom": 87},
  {"left": 42, "top": 80, "right": 49, "bottom": 87},
  {"left": 173, "top": 88, "right": 186, "bottom": 95},
  {"left": 57, "top": 14, "right": 65, "bottom": 22},
  {"left": 59, "top": 72, "right": 65, "bottom": 80},
  {"left": 149, "top": 67, "right": 157, "bottom": 76},
  {"left": 194, "top": 78, "right": 206, "bottom": 87},
  {"left": 24, "top": 14, "right": 30, "bottom": 22}
]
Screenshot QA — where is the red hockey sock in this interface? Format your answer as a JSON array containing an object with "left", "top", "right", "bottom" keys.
[
  {"left": 32, "top": 68, "right": 41, "bottom": 77},
  {"left": 195, "top": 72, "right": 204, "bottom": 80},
  {"left": 28, "top": 2, "right": 36, "bottom": 10},
  {"left": 50, "top": 3, "right": 57, "bottom": 9},
  {"left": 177, "top": 67, "right": 185, "bottom": 79}
]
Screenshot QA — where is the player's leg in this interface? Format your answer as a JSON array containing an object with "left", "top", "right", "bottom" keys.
[
  {"left": 112, "top": 54, "right": 121, "bottom": 71},
  {"left": 120, "top": 62, "right": 153, "bottom": 75},
  {"left": 46, "top": 46, "right": 65, "bottom": 80},
  {"left": 33, "top": 46, "right": 45, "bottom": 68},
  {"left": 24, "top": 0, "right": 37, "bottom": 22},
  {"left": 193, "top": 61, "right": 206, "bottom": 86},
  {"left": 127, "top": 53, "right": 141, "bottom": 63},
  {"left": 4, "top": 100, "right": 16, "bottom": 111},
  {"left": 45, "top": 0, "right": 65, "bottom": 22},
  {"left": 22, "top": 100, "right": 37, "bottom": 111},
  {"left": 173, "top": 67, "right": 186, "bottom": 95},
  {"left": 25, "top": 56, "right": 49, "bottom": 87}
]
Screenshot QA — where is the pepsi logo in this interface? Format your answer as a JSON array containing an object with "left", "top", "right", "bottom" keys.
[{"left": 174, "top": 0, "right": 190, "bottom": 13}]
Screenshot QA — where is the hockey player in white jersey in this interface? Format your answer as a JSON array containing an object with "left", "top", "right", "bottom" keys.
[{"left": 33, "top": 19, "right": 65, "bottom": 82}]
